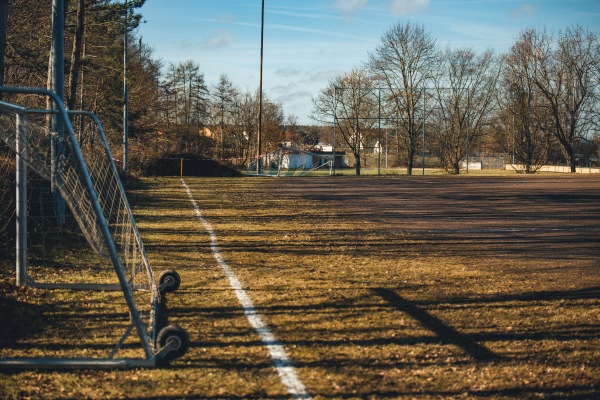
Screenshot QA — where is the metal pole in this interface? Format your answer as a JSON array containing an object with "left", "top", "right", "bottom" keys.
[
  {"left": 123, "top": 0, "right": 129, "bottom": 176},
  {"left": 16, "top": 113, "right": 27, "bottom": 286},
  {"left": 277, "top": 147, "right": 283, "bottom": 176},
  {"left": 51, "top": 0, "right": 65, "bottom": 224},
  {"left": 466, "top": 91, "right": 469, "bottom": 174},
  {"left": 422, "top": 87, "right": 425, "bottom": 176},
  {"left": 526, "top": 86, "right": 531, "bottom": 174},
  {"left": 332, "top": 87, "right": 337, "bottom": 175},
  {"left": 377, "top": 88, "right": 381, "bottom": 176},
  {"left": 385, "top": 129, "right": 388, "bottom": 169},
  {"left": 512, "top": 113, "right": 515, "bottom": 165},
  {"left": 356, "top": 114, "right": 360, "bottom": 176},
  {"left": 256, "top": 0, "right": 264, "bottom": 175}
]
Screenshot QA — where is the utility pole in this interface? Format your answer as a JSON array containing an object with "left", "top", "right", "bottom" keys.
[
  {"left": 377, "top": 88, "right": 381, "bottom": 176},
  {"left": 256, "top": 0, "right": 264, "bottom": 174},
  {"left": 123, "top": 0, "right": 129, "bottom": 176},
  {"left": 51, "top": 0, "right": 66, "bottom": 223}
]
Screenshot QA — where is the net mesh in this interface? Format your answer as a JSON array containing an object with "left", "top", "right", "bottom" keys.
[
  {"left": 0, "top": 106, "right": 154, "bottom": 289},
  {"left": 0, "top": 141, "right": 15, "bottom": 261},
  {"left": 0, "top": 94, "right": 156, "bottom": 360}
]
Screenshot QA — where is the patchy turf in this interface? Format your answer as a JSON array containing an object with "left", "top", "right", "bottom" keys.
[{"left": 1, "top": 175, "right": 599, "bottom": 399}]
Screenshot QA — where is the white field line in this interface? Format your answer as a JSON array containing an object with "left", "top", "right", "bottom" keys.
[{"left": 181, "top": 179, "right": 311, "bottom": 399}]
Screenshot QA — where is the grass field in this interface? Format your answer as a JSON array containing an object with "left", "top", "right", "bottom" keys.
[{"left": 1, "top": 174, "right": 599, "bottom": 399}]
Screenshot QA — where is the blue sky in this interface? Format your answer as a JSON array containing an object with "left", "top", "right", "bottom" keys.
[{"left": 137, "top": 0, "right": 600, "bottom": 124}]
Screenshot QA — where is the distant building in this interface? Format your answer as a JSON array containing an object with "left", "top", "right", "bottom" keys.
[
  {"left": 268, "top": 144, "right": 347, "bottom": 169},
  {"left": 281, "top": 153, "right": 313, "bottom": 169},
  {"left": 199, "top": 127, "right": 214, "bottom": 138}
]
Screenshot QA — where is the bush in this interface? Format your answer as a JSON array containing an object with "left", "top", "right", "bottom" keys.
[{"left": 140, "top": 153, "right": 242, "bottom": 177}]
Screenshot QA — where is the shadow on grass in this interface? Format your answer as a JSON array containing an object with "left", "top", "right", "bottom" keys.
[
  {"left": 0, "top": 298, "right": 49, "bottom": 348},
  {"left": 132, "top": 385, "right": 599, "bottom": 399},
  {"left": 371, "top": 287, "right": 500, "bottom": 362},
  {"left": 125, "top": 177, "right": 600, "bottom": 398},
  {"left": 129, "top": 385, "right": 598, "bottom": 400}
]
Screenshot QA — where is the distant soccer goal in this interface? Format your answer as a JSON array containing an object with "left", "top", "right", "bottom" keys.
[
  {"left": 0, "top": 87, "right": 188, "bottom": 368},
  {"left": 248, "top": 145, "right": 336, "bottom": 177}
]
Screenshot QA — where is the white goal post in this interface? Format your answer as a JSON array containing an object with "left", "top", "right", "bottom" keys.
[{"left": 248, "top": 145, "right": 336, "bottom": 177}]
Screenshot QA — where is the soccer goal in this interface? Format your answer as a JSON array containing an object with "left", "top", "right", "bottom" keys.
[
  {"left": 0, "top": 87, "right": 188, "bottom": 368},
  {"left": 248, "top": 145, "right": 335, "bottom": 177}
]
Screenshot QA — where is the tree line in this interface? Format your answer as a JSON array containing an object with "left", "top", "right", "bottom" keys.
[
  {"left": 1, "top": 3, "right": 599, "bottom": 175},
  {"left": 0, "top": 0, "right": 296, "bottom": 174},
  {"left": 312, "top": 22, "right": 600, "bottom": 175}
]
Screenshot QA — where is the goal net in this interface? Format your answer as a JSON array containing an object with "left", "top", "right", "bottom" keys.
[
  {"left": 248, "top": 145, "right": 334, "bottom": 177},
  {"left": 0, "top": 87, "right": 185, "bottom": 368}
]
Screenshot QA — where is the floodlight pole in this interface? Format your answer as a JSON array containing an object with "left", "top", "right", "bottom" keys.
[
  {"left": 123, "top": 0, "right": 129, "bottom": 176},
  {"left": 465, "top": 91, "right": 470, "bottom": 174},
  {"left": 332, "top": 87, "right": 338, "bottom": 175},
  {"left": 377, "top": 88, "right": 381, "bottom": 176},
  {"left": 51, "top": 0, "right": 66, "bottom": 224},
  {"left": 256, "top": 0, "right": 264, "bottom": 174},
  {"left": 422, "top": 86, "right": 426, "bottom": 176}
]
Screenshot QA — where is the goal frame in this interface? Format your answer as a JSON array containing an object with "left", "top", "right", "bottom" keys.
[
  {"left": 248, "top": 145, "right": 336, "bottom": 177},
  {"left": 0, "top": 86, "right": 183, "bottom": 369}
]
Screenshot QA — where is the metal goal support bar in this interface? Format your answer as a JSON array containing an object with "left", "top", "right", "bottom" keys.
[{"left": 0, "top": 86, "right": 188, "bottom": 369}]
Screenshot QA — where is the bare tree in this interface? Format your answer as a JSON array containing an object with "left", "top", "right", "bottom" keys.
[
  {"left": 259, "top": 92, "right": 285, "bottom": 154},
  {"left": 283, "top": 114, "right": 299, "bottom": 146},
  {"left": 501, "top": 29, "right": 539, "bottom": 172},
  {"left": 500, "top": 30, "right": 556, "bottom": 173},
  {"left": 369, "top": 22, "right": 437, "bottom": 175},
  {"left": 231, "top": 90, "right": 257, "bottom": 165},
  {"left": 297, "top": 125, "right": 321, "bottom": 147},
  {"left": 527, "top": 26, "right": 600, "bottom": 172},
  {"left": 312, "top": 68, "right": 377, "bottom": 175},
  {"left": 431, "top": 48, "right": 500, "bottom": 174},
  {"left": 212, "top": 73, "right": 238, "bottom": 158},
  {"left": 66, "top": 0, "right": 85, "bottom": 110},
  {"left": 0, "top": 0, "right": 8, "bottom": 93}
]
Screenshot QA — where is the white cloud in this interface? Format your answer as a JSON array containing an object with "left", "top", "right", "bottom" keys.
[
  {"left": 203, "top": 30, "right": 234, "bottom": 50},
  {"left": 219, "top": 13, "right": 234, "bottom": 24},
  {"left": 275, "top": 68, "right": 303, "bottom": 78},
  {"left": 308, "top": 69, "right": 343, "bottom": 83},
  {"left": 389, "top": 0, "right": 430, "bottom": 15},
  {"left": 510, "top": 3, "right": 538, "bottom": 19},
  {"left": 332, "top": 0, "right": 368, "bottom": 14}
]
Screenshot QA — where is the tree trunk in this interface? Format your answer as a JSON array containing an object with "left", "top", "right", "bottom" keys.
[
  {"left": 0, "top": 0, "right": 8, "bottom": 93},
  {"left": 354, "top": 152, "right": 361, "bottom": 175},
  {"left": 395, "top": 129, "right": 402, "bottom": 162},
  {"left": 67, "top": 0, "right": 85, "bottom": 110},
  {"left": 570, "top": 145, "right": 577, "bottom": 173},
  {"left": 406, "top": 135, "right": 414, "bottom": 175},
  {"left": 570, "top": 124, "right": 577, "bottom": 173}
]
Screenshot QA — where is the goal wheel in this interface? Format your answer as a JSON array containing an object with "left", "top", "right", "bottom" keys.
[
  {"left": 156, "top": 325, "right": 190, "bottom": 363},
  {"left": 158, "top": 269, "right": 181, "bottom": 293}
]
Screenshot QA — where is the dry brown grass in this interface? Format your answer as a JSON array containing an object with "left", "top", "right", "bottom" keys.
[{"left": 1, "top": 175, "right": 599, "bottom": 399}]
